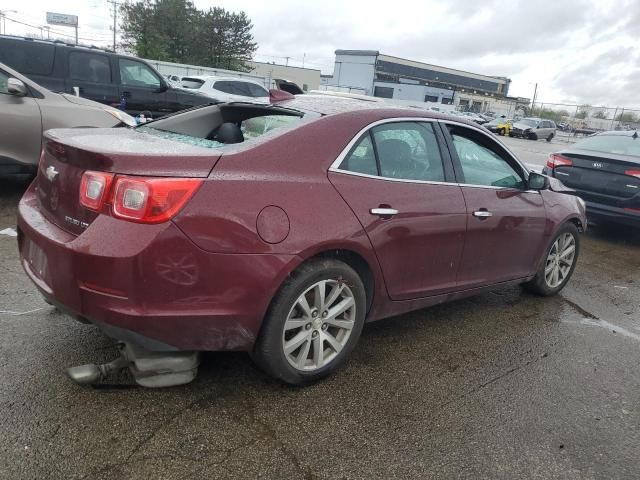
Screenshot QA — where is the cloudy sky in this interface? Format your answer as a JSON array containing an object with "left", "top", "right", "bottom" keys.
[{"left": 2, "top": 0, "right": 638, "bottom": 106}]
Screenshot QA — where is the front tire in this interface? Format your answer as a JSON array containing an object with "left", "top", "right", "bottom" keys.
[
  {"left": 524, "top": 223, "right": 580, "bottom": 296},
  {"left": 251, "top": 259, "right": 366, "bottom": 385},
  {"left": 528, "top": 132, "right": 538, "bottom": 140}
]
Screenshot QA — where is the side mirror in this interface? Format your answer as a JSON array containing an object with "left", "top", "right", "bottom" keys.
[
  {"left": 7, "top": 78, "right": 27, "bottom": 97},
  {"left": 528, "top": 172, "right": 549, "bottom": 190}
]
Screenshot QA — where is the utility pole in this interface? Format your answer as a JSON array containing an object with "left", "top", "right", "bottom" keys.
[
  {"left": 285, "top": 56, "right": 291, "bottom": 66},
  {"left": 531, "top": 82, "right": 538, "bottom": 111},
  {"left": 107, "top": 0, "right": 119, "bottom": 52},
  {"left": 302, "top": 53, "right": 306, "bottom": 69},
  {"left": 43, "top": 26, "right": 50, "bottom": 39},
  {"left": 0, "top": 10, "right": 17, "bottom": 35}
]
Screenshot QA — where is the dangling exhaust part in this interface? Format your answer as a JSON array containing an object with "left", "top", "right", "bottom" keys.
[{"left": 66, "top": 342, "right": 199, "bottom": 388}]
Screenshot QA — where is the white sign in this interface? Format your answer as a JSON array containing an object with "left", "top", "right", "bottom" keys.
[{"left": 46, "top": 12, "right": 78, "bottom": 27}]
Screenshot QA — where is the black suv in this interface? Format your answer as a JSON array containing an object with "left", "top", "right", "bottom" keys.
[{"left": 0, "top": 36, "right": 213, "bottom": 118}]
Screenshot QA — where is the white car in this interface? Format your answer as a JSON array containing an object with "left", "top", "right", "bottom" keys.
[{"left": 179, "top": 76, "right": 270, "bottom": 104}]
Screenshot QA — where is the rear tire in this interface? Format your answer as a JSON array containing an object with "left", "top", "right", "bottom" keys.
[
  {"left": 251, "top": 259, "right": 366, "bottom": 385},
  {"left": 546, "top": 133, "right": 554, "bottom": 142},
  {"left": 524, "top": 223, "right": 580, "bottom": 296}
]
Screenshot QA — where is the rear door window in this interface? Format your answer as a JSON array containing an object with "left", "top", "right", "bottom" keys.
[
  {"left": 69, "top": 52, "right": 111, "bottom": 83},
  {"left": 339, "top": 121, "right": 447, "bottom": 182},
  {"left": 118, "top": 59, "right": 161, "bottom": 88},
  {"left": 372, "top": 122, "right": 446, "bottom": 182},
  {"left": 246, "top": 83, "right": 268, "bottom": 98},
  {"left": 0, "top": 40, "right": 55, "bottom": 75},
  {"left": 213, "top": 80, "right": 248, "bottom": 96},
  {"left": 340, "top": 134, "right": 378, "bottom": 176}
]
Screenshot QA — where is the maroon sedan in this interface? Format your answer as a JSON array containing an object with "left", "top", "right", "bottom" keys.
[{"left": 17, "top": 96, "right": 586, "bottom": 387}]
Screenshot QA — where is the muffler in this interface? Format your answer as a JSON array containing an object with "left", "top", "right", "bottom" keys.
[{"left": 66, "top": 343, "right": 199, "bottom": 388}]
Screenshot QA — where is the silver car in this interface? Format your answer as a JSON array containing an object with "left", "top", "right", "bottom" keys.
[
  {"left": 0, "top": 62, "right": 135, "bottom": 176},
  {"left": 510, "top": 117, "right": 557, "bottom": 141}
]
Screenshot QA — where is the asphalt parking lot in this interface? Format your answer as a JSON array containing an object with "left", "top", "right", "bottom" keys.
[{"left": 1, "top": 137, "right": 639, "bottom": 479}]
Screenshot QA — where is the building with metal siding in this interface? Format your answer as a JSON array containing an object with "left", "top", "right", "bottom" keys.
[{"left": 323, "top": 50, "right": 517, "bottom": 113}]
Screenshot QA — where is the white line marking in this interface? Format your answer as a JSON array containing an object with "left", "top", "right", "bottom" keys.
[
  {"left": 0, "top": 228, "right": 17, "bottom": 237},
  {"left": 0, "top": 308, "right": 46, "bottom": 316}
]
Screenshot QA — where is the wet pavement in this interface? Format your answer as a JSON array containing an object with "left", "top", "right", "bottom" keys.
[{"left": 1, "top": 149, "right": 640, "bottom": 479}]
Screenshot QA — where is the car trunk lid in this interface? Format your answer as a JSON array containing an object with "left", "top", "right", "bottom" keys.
[
  {"left": 555, "top": 151, "right": 640, "bottom": 206},
  {"left": 35, "top": 127, "right": 221, "bottom": 235}
]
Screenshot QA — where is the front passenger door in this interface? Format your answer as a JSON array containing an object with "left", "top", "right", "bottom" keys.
[
  {"left": 117, "top": 58, "right": 167, "bottom": 117},
  {"left": 443, "top": 123, "right": 547, "bottom": 288}
]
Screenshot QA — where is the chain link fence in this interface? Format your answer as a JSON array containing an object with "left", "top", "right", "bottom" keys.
[{"left": 530, "top": 102, "right": 640, "bottom": 138}]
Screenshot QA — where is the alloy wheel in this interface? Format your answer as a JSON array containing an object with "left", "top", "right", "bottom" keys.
[
  {"left": 544, "top": 233, "right": 576, "bottom": 288},
  {"left": 282, "top": 279, "right": 356, "bottom": 371}
]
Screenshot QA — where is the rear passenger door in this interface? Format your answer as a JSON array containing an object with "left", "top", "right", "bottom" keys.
[
  {"left": 329, "top": 120, "right": 467, "bottom": 300},
  {"left": 66, "top": 51, "right": 119, "bottom": 107}
]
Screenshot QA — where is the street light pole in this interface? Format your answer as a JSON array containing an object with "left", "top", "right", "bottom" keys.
[
  {"left": 531, "top": 82, "right": 538, "bottom": 111},
  {"left": 0, "top": 10, "right": 18, "bottom": 35}
]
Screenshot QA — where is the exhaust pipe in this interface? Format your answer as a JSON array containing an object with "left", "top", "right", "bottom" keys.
[
  {"left": 66, "top": 343, "right": 199, "bottom": 388},
  {"left": 66, "top": 357, "right": 128, "bottom": 384}
]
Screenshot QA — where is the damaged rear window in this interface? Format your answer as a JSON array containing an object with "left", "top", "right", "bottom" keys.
[
  {"left": 136, "top": 127, "right": 225, "bottom": 149},
  {"left": 136, "top": 112, "right": 305, "bottom": 149}
]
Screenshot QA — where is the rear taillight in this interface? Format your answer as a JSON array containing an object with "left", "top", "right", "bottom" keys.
[
  {"left": 111, "top": 176, "right": 203, "bottom": 224},
  {"left": 547, "top": 153, "right": 573, "bottom": 169},
  {"left": 79, "top": 171, "right": 115, "bottom": 211},
  {"left": 624, "top": 170, "right": 640, "bottom": 179}
]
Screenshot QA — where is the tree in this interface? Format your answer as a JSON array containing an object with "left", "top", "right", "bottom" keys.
[
  {"left": 575, "top": 104, "right": 591, "bottom": 120},
  {"left": 616, "top": 112, "right": 638, "bottom": 123},
  {"left": 120, "top": 0, "right": 257, "bottom": 71},
  {"left": 592, "top": 110, "right": 608, "bottom": 119}
]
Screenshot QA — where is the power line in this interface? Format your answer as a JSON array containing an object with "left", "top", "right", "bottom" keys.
[{"left": 4, "top": 15, "right": 111, "bottom": 43}]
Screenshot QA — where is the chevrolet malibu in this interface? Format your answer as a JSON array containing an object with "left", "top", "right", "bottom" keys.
[{"left": 17, "top": 95, "right": 586, "bottom": 387}]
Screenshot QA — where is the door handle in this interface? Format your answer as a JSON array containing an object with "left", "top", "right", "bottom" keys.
[
  {"left": 472, "top": 209, "right": 493, "bottom": 218},
  {"left": 370, "top": 207, "right": 398, "bottom": 218}
]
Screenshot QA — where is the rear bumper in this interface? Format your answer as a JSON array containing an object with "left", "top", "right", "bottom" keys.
[
  {"left": 582, "top": 201, "right": 640, "bottom": 227},
  {"left": 17, "top": 184, "right": 299, "bottom": 351},
  {"left": 542, "top": 169, "right": 640, "bottom": 227}
]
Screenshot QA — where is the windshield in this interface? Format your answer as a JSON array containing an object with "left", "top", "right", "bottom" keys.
[
  {"left": 519, "top": 119, "right": 538, "bottom": 127},
  {"left": 575, "top": 134, "right": 640, "bottom": 157},
  {"left": 181, "top": 78, "right": 205, "bottom": 89}
]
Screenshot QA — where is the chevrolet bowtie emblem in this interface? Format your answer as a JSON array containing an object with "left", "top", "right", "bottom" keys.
[{"left": 45, "top": 165, "right": 59, "bottom": 181}]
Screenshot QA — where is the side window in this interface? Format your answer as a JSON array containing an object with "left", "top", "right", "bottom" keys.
[
  {"left": 69, "top": 52, "right": 111, "bottom": 83},
  {"left": 371, "top": 122, "right": 445, "bottom": 182},
  {"left": 449, "top": 127, "right": 525, "bottom": 189},
  {"left": 119, "top": 59, "right": 160, "bottom": 88},
  {"left": 246, "top": 83, "right": 268, "bottom": 98},
  {"left": 213, "top": 81, "right": 246, "bottom": 95},
  {"left": 0, "top": 71, "right": 9, "bottom": 94},
  {"left": 339, "top": 133, "right": 378, "bottom": 176}
]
